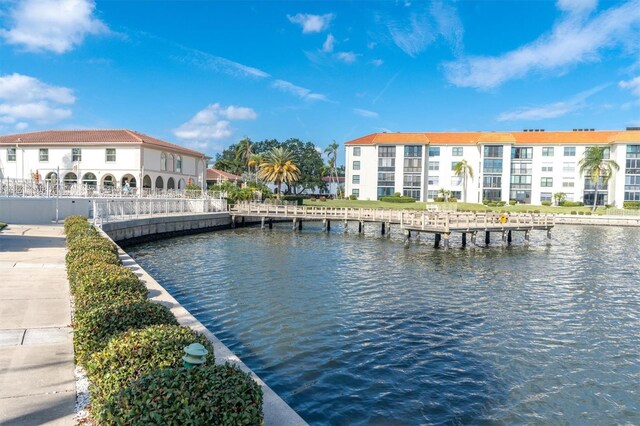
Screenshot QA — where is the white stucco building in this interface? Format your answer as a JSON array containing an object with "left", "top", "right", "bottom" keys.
[
  {"left": 345, "top": 128, "right": 640, "bottom": 208},
  {"left": 0, "top": 129, "right": 207, "bottom": 192}
]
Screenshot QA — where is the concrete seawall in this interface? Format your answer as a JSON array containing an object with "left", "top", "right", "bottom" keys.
[{"left": 555, "top": 214, "right": 640, "bottom": 227}]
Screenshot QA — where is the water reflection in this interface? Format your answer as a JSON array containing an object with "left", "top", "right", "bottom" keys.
[{"left": 129, "top": 224, "right": 640, "bottom": 425}]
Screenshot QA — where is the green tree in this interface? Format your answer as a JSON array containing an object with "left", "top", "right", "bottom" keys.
[
  {"left": 213, "top": 142, "right": 245, "bottom": 176},
  {"left": 235, "top": 137, "right": 254, "bottom": 173},
  {"left": 578, "top": 146, "right": 619, "bottom": 211},
  {"left": 281, "top": 139, "right": 325, "bottom": 195},
  {"left": 324, "top": 141, "right": 339, "bottom": 197},
  {"left": 453, "top": 159, "right": 474, "bottom": 202},
  {"left": 553, "top": 192, "right": 566, "bottom": 206},
  {"left": 258, "top": 147, "right": 301, "bottom": 199}
]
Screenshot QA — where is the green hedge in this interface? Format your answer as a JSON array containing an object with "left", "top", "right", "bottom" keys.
[
  {"left": 379, "top": 196, "right": 416, "bottom": 203},
  {"left": 560, "top": 201, "right": 585, "bottom": 207},
  {"left": 623, "top": 201, "right": 640, "bottom": 209},
  {"left": 73, "top": 264, "right": 147, "bottom": 310},
  {"left": 282, "top": 195, "right": 305, "bottom": 205},
  {"left": 67, "top": 251, "right": 121, "bottom": 290},
  {"left": 66, "top": 235, "right": 118, "bottom": 265},
  {"left": 102, "top": 364, "right": 263, "bottom": 426},
  {"left": 87, "top": 324, "right": 215, "bottom": 421},
  {"left": 73, "top": 300, "right": 178, "bottom": 366}
]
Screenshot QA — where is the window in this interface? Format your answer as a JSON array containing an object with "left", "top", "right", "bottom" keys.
[
  {"left": 452, "top": 147, "right": 463, "bottom": 156},
  {"left": 161, "top": 153, "right": 167, "bottom": 171},
  {"left": 404, "top": 158, "right": 421, "bottom": 172},
  {"left": 378, "top": 146, "right": 396, "bottom": 157},
  {"left": 377, "top": 172, "right": 394, "bottom": 186},
  {"left": 540, "top": 192, "right": 552, "bottom": 202},
  {"left": 483, "top": 159, "right": 503, "bottom": 174},
  {"left": 351, "top": 189, "right": 359, "bottom": 197},
  {"left": 428, "top": 161, "right": 439, "bottom": 171},
  {"left": 39, "top": 149, "right": 48, "bottom": 162},
  {"left": 7, "top": 148, "right": 16, "bottom": 162},
  {"left": 510, "top": 175, "right": 532, "bottom": 187},
  {"left": 168, "top": 154, "right": 174, "bottom": 171},
  {"left": 482, "top": 189, "right": 501, "bottom": 201},
  {"left": 511, "top": 163, "right": 532, "bottom": 174},
  {"left": 353, "top": 161, "right": 360, "bottom": 170},
  {"left": 627, "top": 145, "right": 640, "bottom": 159},
  {"left": 176, "top": 155, "right": 182, "bottom": 173},
  {"left": 484, "top": 145, "right": 503, "bottom": 158},
  {"left": 403, "top": 175, "right": 421, "bottom": 186},
  {"left": 563, "top": 162, "right": 575, "bottom": 173},
  {"left": 352, "top": 175, "right": 360, "bottom": 184},
  {"left": 427, "top": 190, "right": 438, "bottom": 199},
  {"left": 564, "top": 147, "right": 576, "bottom": 156},
  {"left": 105, "top": 148, "right": 116, "bottom": 162},
  {"left": 541, "top": 177, "right": 553, "bottom": 187},
  {"left": 483, "top": 176, "right": 502, "bottom": 188},
  {"left": 378, "top": 157, "right": 395, "bottom": 171},
  {"left": 403, "top": 189, "right": 420, "bottom": 199},
  {"left": 541, "top": 163, "right": 553, "bottom": 172},
  {"left": 542, "top": 147, "right": 554, "bottom": 157},
  {"left": 451, "top": 191, "right": 461, "bottom": 199},
  {"left": 428, "top": 147, "right": 440, "bottom": 157},
  {"left": 72, "top": 148, "right": 81, "bottom": 162},
  {"left": 562, "top": 178, "right": 575, "bottom": 188},
  {"left": 404, "top": 145, "right": 422, "bottom": 157},
  {"left": 378, "top": 187, "right": 394, "bottom": 197},
  {"left": 427, "top": 176, "right": 439, "bottom": 186},
  {"left": 511, "top": 147, "right": 533, "bottom": 159},
  {"left": 353, "top": 147, "right": 361, "bottom": 156},
  {"left": 451, "top": 176, "right": 462, "bottom": 186}
]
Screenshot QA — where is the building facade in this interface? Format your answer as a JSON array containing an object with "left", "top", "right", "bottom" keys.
[
  {"left": 345, "top": 129, "right": 640, "bottom": 208},
  {"left": 0, "top": 130, "right": 207, "bottom": 192}
]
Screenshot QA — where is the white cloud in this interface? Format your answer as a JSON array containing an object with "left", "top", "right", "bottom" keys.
[
  {"left": 557, "top": 0, "right": 598, "bottom": 15},
  {"left": 175, "top": 46, "right": 270, "bottom": 79},
  {"left": 271, "top": 79, "right": 328, "bottom": 101},
  {"left": 173, "top": 103, "right": 257, "bottom": 145},
  {"left": 288, "top": 13, "right": 334, "bottom": 33},
  {"left": 497, "top": 85, "right": 607, "bottom": 121},
  {"left": 389, "top": 13, "right": 435, "bottom": 58},
  {"left": 335, "top": 51, "right": 358, "bottom": 63},
  {"left": 353, "top": 108, "right": 379, "bottom": 118},
  {"left": 445, "top": 0, "right": 640, "bottom": 89},
  {"left": 322, "top": 34, "right": 335, "bottom": 52},
  {"left": 371, "top": 59, "right": 384, "bottom": 67},
  {"left": 1, "top": 0, "right": 109, "bottom": 54},
  {"left": 620, "top": 76, "right": 640, "bottom": 96},
  {"left": 0, "top": 73, "right": 74, "bottom": 124}
]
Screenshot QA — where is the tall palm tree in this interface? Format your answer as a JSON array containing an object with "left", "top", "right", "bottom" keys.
[
  {"left": 235, "top": 137, "right": 254, "bottom": 173},
  {"left": 453, "top": 159, "right": 474, "bottom": 202},
  {"left": 258, "top": 147, "right": 301, "bottom": 199},
  {"left": 324, "top": 141, "right": 339, "bottom": 197},
  {"left": 579, "top": 146, "right": 619, "bottom": 212},
  {"left": 247, "top": 153, "right": 263, "bottom": 184}
]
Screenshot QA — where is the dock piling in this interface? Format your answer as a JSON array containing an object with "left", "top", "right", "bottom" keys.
[
  {"left": 462, "top": 232, "right": 467, "bottom": 247},
  {"left": 485, "top": 231, "right": 491, "bottom": 245},
  {"left": 343, "top": 220, "right": 348, "bottom": 233},
  {"left": 434, "top": 233, "right": 441, "bottom": 248},
  {"left": 443, "top": 233, "right": 450, "bottom": 250},
  {"left": 381, "top": 222, "right": 386, "bottom": 236}
]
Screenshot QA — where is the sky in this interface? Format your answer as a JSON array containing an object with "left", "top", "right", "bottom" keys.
[{"left": 0, "top": 0, "right": 639, "bottom": 162}]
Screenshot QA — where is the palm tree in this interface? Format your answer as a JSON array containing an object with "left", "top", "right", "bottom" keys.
[
  {"left": 453, "top": 159, "right": 474, "bottom": 202},
  {"left": 579, "top": 146, "right": 619, "bottom": 212},
  {"left": 324, "top": 141, "right": 339, "bottom": 197},
  {"left": 235, "top": 137, "right": 254, "bottom": 173},
  {"left": 258, "top": 147, "right": 301, "bottom": 199},
  {"left": 248, "top": 153, "right": 263, "bottom": 184}
]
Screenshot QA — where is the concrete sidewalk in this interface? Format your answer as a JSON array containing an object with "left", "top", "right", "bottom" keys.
[{"left": 0, "top": 224, "right": 75, "bottom": 426}]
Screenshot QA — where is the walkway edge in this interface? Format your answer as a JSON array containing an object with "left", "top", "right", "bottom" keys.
[{"left": 100, "top": 230, "right": 308, "bottom": 426}]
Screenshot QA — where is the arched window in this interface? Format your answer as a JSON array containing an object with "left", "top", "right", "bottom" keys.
[
  {"left": 45, "top": 172, "right": 57, "bottom": 182},
  {"left": 102, "top": 175, "right": 115, "bottom": 188},
  {"left": 161, "top": 153, "right": 167, "bottom": 171},
  {"left": 168, "top": 154, "right": 174, "bottom": 172},
  {"left": 167, "top": 177, "right": 175, "bottom": 190},
  {"left": 82, "top": 172, "right": 97, "bottom": 188},
  {"left": 143, "top": 175, "right": 152, "bottom": 189},
  {"left": 63, "top": 172, "right": 77, "bottom": 188},
  {"left": 176, "top": 155, "right": 182, "bottom": 173},
  {"left": 178, "top": 178, "right": 185, "bottom": 190},
  {"left": 155, "top": 176, "right": 164, "bottom": 189}
]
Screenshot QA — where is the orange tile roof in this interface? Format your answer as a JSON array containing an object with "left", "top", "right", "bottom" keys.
[
  {"left": 344, "top": 130, "right": 640, "bottom": 146},
  {"left": 206, "top": 168, "right": 241, "bottom": 181},
  {"left": 0, "top": 129, "right": 205, "bottom": 157}
]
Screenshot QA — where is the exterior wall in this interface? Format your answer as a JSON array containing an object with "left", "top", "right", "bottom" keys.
[
  {"left": 344, "top": 135, "right": 640, "bottom": 208},
  {"left": 141, "top": 147, "right": 204, "bottom": 190}
]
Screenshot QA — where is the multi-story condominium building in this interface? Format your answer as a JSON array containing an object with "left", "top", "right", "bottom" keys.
[
  {"left": 0, "top": 130, "right": 207, "bottom": 192},
  {"left": 345, "top": 128, "right": 640, "bottom": 208}
]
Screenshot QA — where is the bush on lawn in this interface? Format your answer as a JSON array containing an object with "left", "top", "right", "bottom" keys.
[
  {"left": 101, "top": 364, "right": 263, "bottom": 426},
  {"left": 73, "top": 300, "right": 178, "bottom": 366},
  {"left": 87, "top": 324, "right": 215, "bottom": 421},
  {"left": 73, "top": 263, "right": 147, "bottom": 309},
  {"left": 67, "top": 251, "right": 121, "bottom": 290}
]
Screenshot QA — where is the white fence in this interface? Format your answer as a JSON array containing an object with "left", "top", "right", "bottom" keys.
[{"left": 93, "top": 198, "right": 228, "bottom": 225}]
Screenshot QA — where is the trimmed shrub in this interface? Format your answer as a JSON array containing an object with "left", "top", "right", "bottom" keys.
[
  {"left": 533, "top": 210, "right": 541, "bottom": 213},
  {"left": 561, "top": 201, "right": 584, "bottom": 207},
  {"left": 482, "top": 199, "right": 490, "bottom": 205},
  {"left": 87, "top": 325, "right": 215, "bottom": 420},
  {"left": 73, "top": 264, "right": 147, "bottom": 308},
  {"left": 349, "top": 194, "right": 357, "bottom": 200},
  {"left": 67, "top": 251, "right": 121, "bottom": 290},
  {"left": 434, "top": 197, "right": 445, "bottom": 202},
  {"left": 449, "top": 197, "right": 458, "bottom": 202},
  {"left": 379, "top": 196, "right": 416, "bottom": 203},
  {"left": 64, "top": 215, "right": 89, "bottom": 234},
  {"left": 509, "top": 200, "right": 517, "bottom": 205},
  {"left": 496, "top": 201, "right": 506, "bottom": 207},
  {"left": 66, "top": 235, "right": 118, "bottom": 265},
  {"left": 73, "top": 300, "right": 178, "bottom": 365},
  {"left": 624, "top": 201, "right": 640, "bottom": 209},
  {"left": 282, "top": 195, "right": 304, "bottom": 205},
  {"left": 102, "top": 364, "right": 263, "bottom": 426},
  {"left": 571, "top": 211, "right": 577, "bottom": 215},
  {"left": 578, "top": 211, "right": 585, "bottom": 215},
  {"left": 541, "top": 201, "right": 552, "bottom": 206}
]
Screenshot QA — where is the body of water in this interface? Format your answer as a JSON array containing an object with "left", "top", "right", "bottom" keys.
[{"left": 127, "top": 223, "right": 640, "bottom": 425}]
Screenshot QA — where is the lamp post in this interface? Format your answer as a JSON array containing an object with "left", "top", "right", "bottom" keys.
[{"left": 182, "top": 343, "right": 208, "bottom": 368}]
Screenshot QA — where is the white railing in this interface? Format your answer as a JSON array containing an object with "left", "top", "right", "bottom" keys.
[{"left": 93, "top": 197, "right": 228, "bottom": 225}]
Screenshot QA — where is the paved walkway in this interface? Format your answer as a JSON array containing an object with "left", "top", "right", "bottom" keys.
[{"left": 0, "top": 224, "right": 74, "bottom": 426}]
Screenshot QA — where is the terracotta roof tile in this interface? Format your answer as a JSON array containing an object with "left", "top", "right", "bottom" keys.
[
  {"left": 344, "top": 130, "right": 638, "bottom": 146},
  {"left": 206, "top": 168, "right": 241, "bottom": 181},
  {"left": 0, "top": 129, "right": 205, "bottom": 157}
]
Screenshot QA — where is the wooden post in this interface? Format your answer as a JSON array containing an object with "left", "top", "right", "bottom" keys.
[
  {"left": 269, "top": 219, "right": 273, "bottom": 229},
  {"left": 403, "top": 229, "right": 411, "bottom": 245},
  {"left": 231, "top": 216, "right": 236, "bottom": 229},
  {"left": 507, "top": 230, "right": 512, "bottom": 244},
  {"left": 434, "top": 233, "right": 441, "bottom": 248},
  {"left": 343, "top": 220, "right": 348, "bottom": 233},
  {"left": 524, "top": 230, "right": 530, "bottom": 246},
  {"left": 443, "top": 232, "right": 450, "bottom": 250},
  {"left": 381, "top": 222, "right": 386, "bottom": 235},
  {"left": 462, "top": 232, "right": 467, "bottom": 247},
  {"left": 501, "top": 230, "right": 507, "bottom": 247},
  {"left": 471, "top": 231, "right": 477, "bottom": 245},
  {"left": 485, "top": 231, "right": 490, "bottom": 245},
  {"left": 322, "top": 219, "right": 327, "bottom": 232},
  {"left": 546, "top": 229, "right": 551, "bottom": 245},
  {"left": 261, "top": 217, "right": 265, "bottom": 229},
  {"left": 298, "top": 219, "right": 303, "bottom": 231},
  {"left": 327, "top": 220, "right": 331, "bottom": 232},
  {"left": 386, "top": 223, "right": 391, "bottom": 238},
  {"left": 292, "top": 218, "right": 297, "bottom": 231},
  {"left": 358, "top": 221, "right": 363, "bottom": 234}
]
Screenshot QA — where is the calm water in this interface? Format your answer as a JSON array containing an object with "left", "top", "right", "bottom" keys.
[{"left": 128, "top": 223, "right": 640, "bottom": 425}]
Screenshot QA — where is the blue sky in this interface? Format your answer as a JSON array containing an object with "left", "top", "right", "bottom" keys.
[{"left": 1, "top": 0, "right": 639, "bottom": 161}]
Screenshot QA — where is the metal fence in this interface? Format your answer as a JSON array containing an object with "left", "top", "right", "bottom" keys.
[{"left": 92, "top": 198, "right": 228, "bottom": 225}]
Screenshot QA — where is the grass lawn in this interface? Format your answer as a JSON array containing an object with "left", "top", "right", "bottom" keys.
[{"left": 303, "top": 199, "right": 608, "bottom": 214}]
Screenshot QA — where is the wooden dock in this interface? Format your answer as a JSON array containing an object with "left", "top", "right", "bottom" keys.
[{"left": 229, "top": 203, "right": 555, "bottom": 248}]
